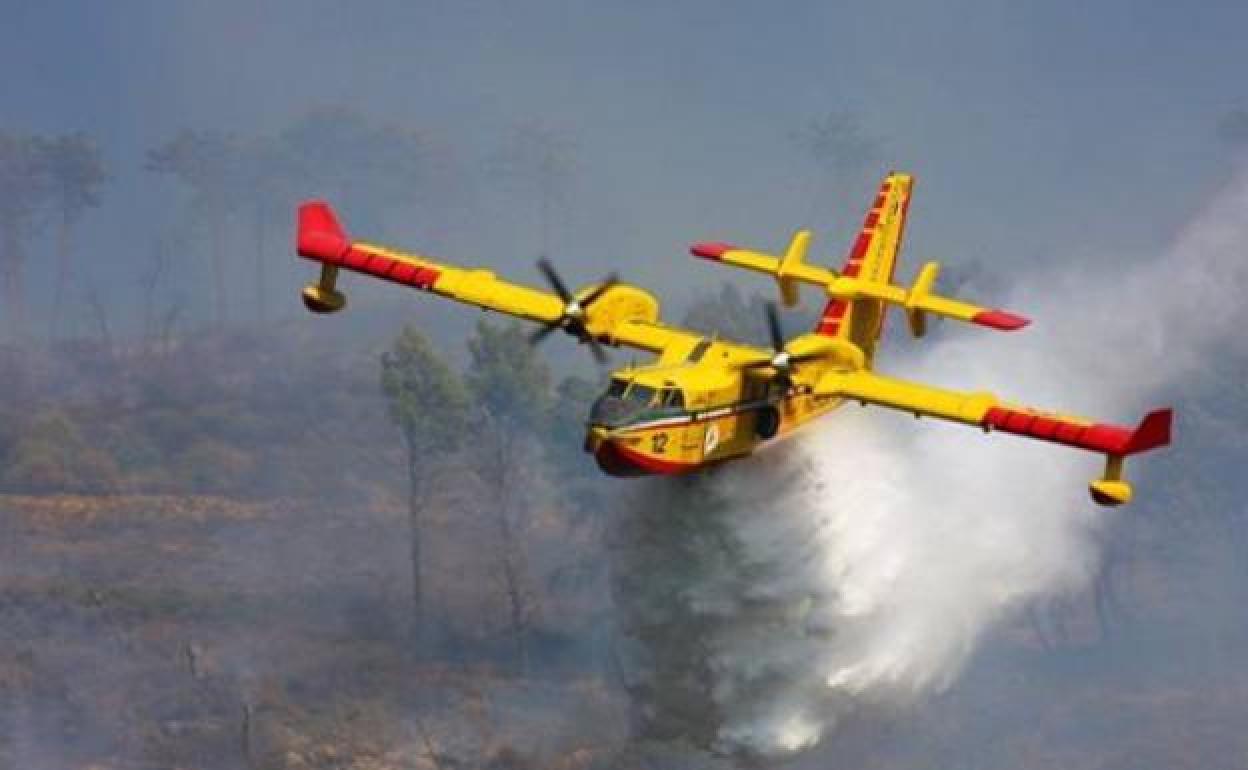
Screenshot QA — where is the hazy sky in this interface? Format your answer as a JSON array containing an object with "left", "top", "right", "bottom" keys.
[{"left": 4, "top": 0, "right": 1246, "bottom": 334}]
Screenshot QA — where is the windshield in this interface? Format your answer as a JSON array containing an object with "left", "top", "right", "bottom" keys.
[
  {"left": 627, "top": 384, "right": 656, "bottom": 407},
  {"left": 661, "top": 388, "right": 684, "bottom": 409},
  {"left": 589, "top": 382, "right": 686, "bottom": 428}
]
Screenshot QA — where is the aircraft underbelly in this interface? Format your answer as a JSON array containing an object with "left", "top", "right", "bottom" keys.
[{"left": 592, "top": 393, "right": 845, "bottom": 476}]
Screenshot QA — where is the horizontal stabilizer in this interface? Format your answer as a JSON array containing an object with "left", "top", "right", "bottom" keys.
[{"left": 690, "top": 237, "right": 1029, "bottom": 337}]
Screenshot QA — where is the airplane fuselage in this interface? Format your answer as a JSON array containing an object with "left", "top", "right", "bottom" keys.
[{"left": 582, "top": 341, "right": 848, "bottom": 476}]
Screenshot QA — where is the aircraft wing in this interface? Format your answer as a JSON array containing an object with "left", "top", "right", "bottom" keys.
[
  {"left": 296, "top": 201, "right": 703, "bottom": 355},
  {"left": 814, "top": 369, "right": 1172, "bottom": 505}
]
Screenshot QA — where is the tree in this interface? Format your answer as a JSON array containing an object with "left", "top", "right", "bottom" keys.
[
  {"left": 464, "top": 320, "right": 554, "bottom": 672},
  {"left": 0, "top": 131, "right": 51, "bottom": 341},
  {"left": 136, "top": 230, "right": 184, "bottom": 353},
  {"left": 42, "top": 132, "right": 107, "bottom": 338},
  {"left": 381, "top": 326, "right": 470, "bottom": 647},
  {"left": 790, "top": 110, "right": 880, "bottom": 228},
  {"left": 491, "top": 124, "right": 575, "bottom": 259},
  {"left": 0, "top": 409, "right": 120, "bottom": 493},
  {"left": 146, "top": 130, "right": 248, "bottom": 326},
  {"left": 465, "top": 320, "right": 553, "bottom": 430},
  {"left": 548, "top": 374, "right": 603, "bottom": 478},
  {"left": 680, "top": 282, "right": 774, "bottom": 348},
  {"left": 279, "top": 107, "right": 433, "bottom": 238},
  {"left": 241, "top": 137, "right": 299, "bottom": 323}
]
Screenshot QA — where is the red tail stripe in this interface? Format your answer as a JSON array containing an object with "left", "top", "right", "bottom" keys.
[{"left": 847, "top": 233, "right": 871, "bottom": 262}]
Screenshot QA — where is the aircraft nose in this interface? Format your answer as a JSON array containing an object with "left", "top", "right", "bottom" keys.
[
  {"left": 587, "top": 430, "right": 652, "bottom": 477},
  {"left": 584, "top": 425, "right": 609, "bottom": 454}
]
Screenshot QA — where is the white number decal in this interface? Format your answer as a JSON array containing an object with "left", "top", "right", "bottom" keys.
[{"left": 704, "top": 424, "right": 720, "bottom": 456}]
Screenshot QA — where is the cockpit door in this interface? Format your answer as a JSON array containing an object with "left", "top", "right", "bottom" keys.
[{"left": 670, "top": 389, "right": 706, "bottom": 461}]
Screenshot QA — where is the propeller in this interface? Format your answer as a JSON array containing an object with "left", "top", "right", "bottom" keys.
[
  {"left": 738, "top": 302, "right": 827, "bottom": 384},
  {"left": 529, "top": 257, "right": 619, "bottom": 364}
]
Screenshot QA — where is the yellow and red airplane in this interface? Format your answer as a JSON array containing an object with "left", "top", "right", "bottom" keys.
[{"left": 295, "top": 172, "right": 1171, "bottom": 506}]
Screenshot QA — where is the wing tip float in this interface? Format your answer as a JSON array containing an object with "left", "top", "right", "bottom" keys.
[
  {"left": 1088, "top": 409, "right": 1172, "bottom": 506},
  {"left": 984, "top": 404, "right": 1173, "bottom": 506}
]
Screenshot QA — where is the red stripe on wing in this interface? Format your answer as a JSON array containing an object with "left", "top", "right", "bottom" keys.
[
  {"left": 983, "top": 406, "right": 1146, "bottom": 454},
  {"left": 297, "top": 201, "right": 442, "bottom": 292}
]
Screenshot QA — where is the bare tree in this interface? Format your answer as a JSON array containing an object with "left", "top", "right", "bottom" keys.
[
  {"left": 42, "top": 132, "right": 107, "bottom": 339},
  {"left": 243, "top": 137, "right": 300, "bottom": 322},
  {"left": 473, "top": 421, "right": 542, "bottom": 674},
  {"left": 464, "top": 320, "right": 553, "bottom": 674},
  {"left": 790, "top": 110, "right": 881, "bottom": 230},
  {"left": 146, "top": 130, "right": 247, "bottom": 326},
  {"left": 279, "top": 107, "right": 433, "bottom": 234},
  {"left": 0, "top": 131, "right": 51, "bottom": 341},
  {"left": 137, "top": 231, "right": 183, "bottom": 350},
  {"left": 381, "top": 326, "right": 470, "bottom": 650},
  {"left": 491, "top": 123, "right": 576, "bottom": 259},
  {"left": 83, "top": 283, "right": 113, "bottom": 354}
]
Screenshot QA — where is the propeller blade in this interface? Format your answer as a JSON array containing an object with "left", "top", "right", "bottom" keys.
[
  {"left": 532, "top": 257, "right": 618, "bottom": 365},
  {"left": 765, "top": 301, "right": 786, "bottom": 352},
  {"left": 579, "top": 273, "right": 619, "bottom": 308},
  {"left": 528, "top": 321, "right": 561, "bottom": 346},
  {"left": 586, "top": 335, "right": 610, "bottom": 365},
  {"left": 536, "top": 257, "right": 573, "bottom": 302}
]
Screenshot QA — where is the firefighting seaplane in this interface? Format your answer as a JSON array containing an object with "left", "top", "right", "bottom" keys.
[{"left": 295, "top": 172, "right": 1171, "bottom": 505}]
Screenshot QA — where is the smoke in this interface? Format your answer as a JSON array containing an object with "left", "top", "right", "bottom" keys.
[{"left": 640, "top": 165, "right": 1248, "bottom": 757}]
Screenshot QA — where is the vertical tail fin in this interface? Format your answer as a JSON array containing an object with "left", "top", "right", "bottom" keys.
[{"left": 814, "top": 172, "right": 914, "bottom": 362}]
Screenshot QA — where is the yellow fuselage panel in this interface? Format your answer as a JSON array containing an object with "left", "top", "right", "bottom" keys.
[{"left": 586, "top": 356, "right": 845, "bottom": 476}]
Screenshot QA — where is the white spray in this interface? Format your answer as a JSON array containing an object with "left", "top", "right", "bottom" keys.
[{"left": 696, "top": 166, "right": 1248, "bottom": 756}]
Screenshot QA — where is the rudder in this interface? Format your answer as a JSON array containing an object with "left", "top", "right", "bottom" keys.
[{"left": 814, "top": 172, "right": 914, "bottom": 361}]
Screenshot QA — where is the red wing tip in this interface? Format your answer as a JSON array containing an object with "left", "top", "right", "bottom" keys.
[
  {"left": 297, "top": 201, "right": 350, "bottom": 261},
  {"left": 972, "top": 309, "right": 1031, "bottom": 331},
  {"left": 691, "top": 242, "right": 736, "bottom": 260},
  {"left": 1127, "top": 407, "right": 1173, "bottom": 453}
]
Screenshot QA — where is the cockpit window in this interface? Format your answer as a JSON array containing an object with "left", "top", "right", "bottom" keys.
[
  {"left": 662, "top": 388, "right": 685, "bottom": 409},
  {"left": 607, "top": 379, "right": 628, "bottom": 398},
  {"left": 687, "top": 338, "right": 712, "bottom": 363},
  {"left": 628, "top": 384, "right": 656, "bottom": 406}
]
